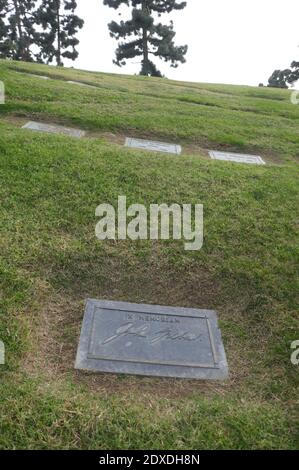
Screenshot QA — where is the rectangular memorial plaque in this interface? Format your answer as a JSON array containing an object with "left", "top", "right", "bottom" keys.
[
  {"left": 22, "top": 121, "right": 85, "bottom": 138},
  {"left": 75, "top": 300, "right": 228, "bottom": 380},
  {"left": 125, "top": 137, "right": 182, "bottom": 155},
  {"left": 28, "top": 74, "right": 50, "bottom": 80},
  {"left": 15, "top": 71, "right": 49, "bottom": 80},
  {"left": 67, "top": 80, "right": 98, "bottom": 89},
  {"left": 209, "top": 150, "right": 265, "bottom": 165}
]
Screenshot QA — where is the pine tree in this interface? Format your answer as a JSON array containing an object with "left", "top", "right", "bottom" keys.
[
  {"left": 35, "top": 0, "right": 84, "bottom": 66},
  {"left": 0, "top": 1, "right": 11, "bottom": 58},
  {"left": 268, "top": 69, "right": 289, "bottom": 89},
  {"left": 268, "top": 61, "right": 299, "bottom": 88},
  {"left": 0, "top": 0, "right": 37, "bottom": 61},
  {"left": 103, "top": 0, "right": 188, "bottom": 77},
  {"left": 287, "top": 60, "right": 299, "bottom": 84}
]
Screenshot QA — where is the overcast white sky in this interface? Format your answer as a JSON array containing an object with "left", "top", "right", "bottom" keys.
[{"left": 72, "top": 0, "right": 299, "bottom": 87}]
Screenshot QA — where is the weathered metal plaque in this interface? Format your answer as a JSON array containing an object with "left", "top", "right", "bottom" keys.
[
  {"left": 209, "top": 150, "right": 265, "bottom": 165},
  {"left": 28, "top": 74, "right": 50, "bottom": 80},
  {"left": 125, "top": 137, "right": 182, "bottom": 155},
  {"left": 67, "top": 80, "right": 98, "bottom": 89},
  {"left": 75, "top": 300, "right": 228, "bottom": 380},
  {"left": 22, "top": 121, "right": 85, "bottom": 138},
  {"left": 15, "top": 71, "right": 50, "bottom": 80}
]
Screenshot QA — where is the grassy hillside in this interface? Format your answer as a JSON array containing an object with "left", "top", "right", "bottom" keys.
[{"left": 0, "top": 59, "right": 298, "bottom": 450}]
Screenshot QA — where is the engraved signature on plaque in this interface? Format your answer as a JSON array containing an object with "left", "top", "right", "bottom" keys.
[{"left": 100, "top": 322, "right": 202, "bottom": 345}]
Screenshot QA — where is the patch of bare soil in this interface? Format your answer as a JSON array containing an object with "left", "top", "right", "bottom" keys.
[
  {"left": 2, "top": 115, "right": 28, "bottom": 127},
  {"left": 22, "top": 260, "right": 256, "bottom": 400},
  {"left": 100, "top": 131, "right": 284, "bottom": 165},
  {"left": 2, "top": 115, "right": 282, "bottom": 164}
]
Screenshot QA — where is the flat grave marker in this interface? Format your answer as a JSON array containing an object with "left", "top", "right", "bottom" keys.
[
  {"left": 28, "top": 74, "right": 50, "bottom": 80},
  {"left": 209, "top": 150, "right": 265, "bottom": 165},
  {"left": 15, "top": 71, "right": 50, "bottom": 80},
  {"left": 67, "top": 80, "right": 98, "bottom": 89},
  {"left": 125, "top": 137, "right": 182, "bottom": 155},
  {"left": 22, "top": 121, "right": 86, "bottom": 138},
  {"left": 75, "top": 299, "right": 229, "bottom": 380}
]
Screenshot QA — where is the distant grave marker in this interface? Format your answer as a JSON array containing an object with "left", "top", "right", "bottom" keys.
[
  {"left": 15, "top": 71, "right": 50, "bottom": 80},
  {"left": 209, "top": 150, "right": 265, "bottom": 165},
  {"left": 125, "top": 137, "right": 182, "bottom": 155},
  {"left": 75, "top": 299, "right": 229, "bottom": 380},
  {"left": 28, "top": 74, "right": 50, "bottom": 80},
  {"left": 66, "top": 80, "right": 98, "bottom": 89},
  {"left": 22, "top": 121, "right": 85, "bottom": 138}
]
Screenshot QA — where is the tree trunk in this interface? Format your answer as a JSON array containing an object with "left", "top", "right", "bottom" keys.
[
  {"left": 56, "top": 0, "right": 62, "bottom": 66},
  {"left": 13, "top": 0, "right": 24, "bottom": 60},
  {"left": 141, "top": 0, "right": 149, "bottom": 75}
]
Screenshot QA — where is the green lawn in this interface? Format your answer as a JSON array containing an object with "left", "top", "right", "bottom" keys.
[{"left": 0, "top": 59, "right": 298, "bottom": 450}]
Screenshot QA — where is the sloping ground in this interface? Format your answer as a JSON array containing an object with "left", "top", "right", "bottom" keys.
[{"left": 0, "top": 60, "right": 298, "bottom": 449}]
